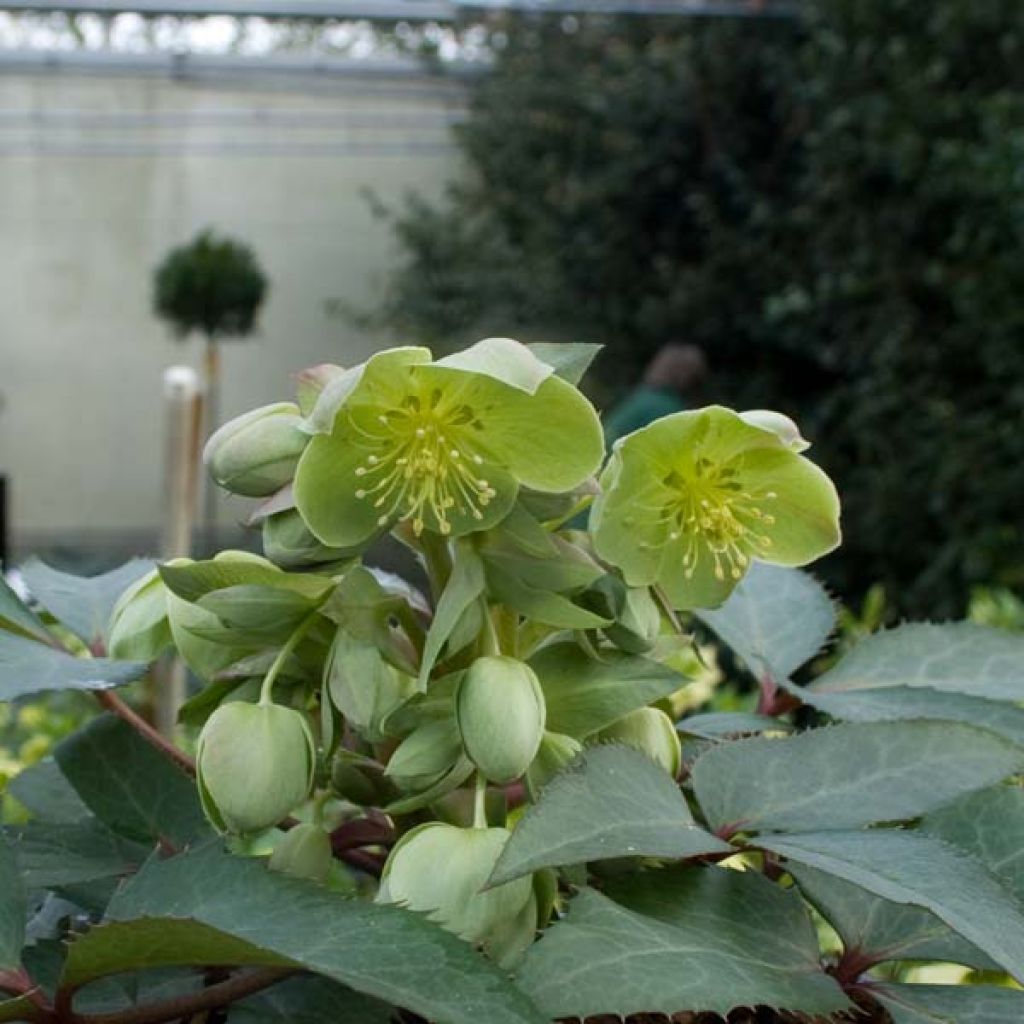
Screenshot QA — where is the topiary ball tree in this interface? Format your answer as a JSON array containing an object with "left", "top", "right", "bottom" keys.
[{"left": 153, "top": 229, "right": 269, "bottom": 533}]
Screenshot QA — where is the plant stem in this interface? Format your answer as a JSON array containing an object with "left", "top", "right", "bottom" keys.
[
  {"left": 472, "top": 772, "right": 488, "bottom": 829},
  {"left": 543, "top": 494, "right": 593, "bottom": 531},
  {"left": 94, "top": 690, "right": 195, "bottom": 777},
  {"left": 479, "top": 601, "right": 501, "bottom": 657},
  {"left": 63, "top": 967, "right": 294, "bottom": 1024},
  {"left": 259, "top": 612, "right": 319, "bottom": 705}
]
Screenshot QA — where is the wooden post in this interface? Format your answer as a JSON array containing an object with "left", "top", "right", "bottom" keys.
[
  {"left": 154, "top": 365, "right": 202, "bottom": 739},
  {"left": 0, "top": 474, "right": 8, "bottom": 571}
]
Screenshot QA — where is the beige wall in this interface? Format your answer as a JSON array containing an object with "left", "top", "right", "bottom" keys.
[{"left": 0, "top": 67, "right": 461, "bottom": 553}]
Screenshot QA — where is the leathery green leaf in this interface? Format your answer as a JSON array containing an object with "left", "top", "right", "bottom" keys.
[{"left": 692, "top": 721, "right": 1021, "bottom": 834}]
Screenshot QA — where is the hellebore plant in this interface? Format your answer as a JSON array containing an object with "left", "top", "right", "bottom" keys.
[{"left": 2, "top": 338, "right": 1024, "bottom": 1024}]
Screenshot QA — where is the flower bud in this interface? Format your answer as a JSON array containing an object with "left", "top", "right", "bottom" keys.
[
  {"left": 378, "top": 823, "right": 535, "bottom": 963},
  {"left": 204, "top": 402, "right": 309, "bottom": 497},
  {"left": 108, "top": 569, "right": 171, "bottom": 661},
  {"left": 269, "top": 823, "right": 333, "bottom": 884},
  {"left": 526, "top": 730, "right": 582, "bottom": 799},
  {"left": 456, "top": 656, "right": 546, "bottom": 784},
  {"left": 593, "top": 707, "right": 681, "bottom": 778},
  {"left": 197, "top": 701, "right": 315, "bottom": 834}
]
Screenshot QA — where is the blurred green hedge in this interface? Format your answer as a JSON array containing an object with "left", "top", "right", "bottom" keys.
[{"left": 367, "top": 0, "right": 1024, "bottom": 618}]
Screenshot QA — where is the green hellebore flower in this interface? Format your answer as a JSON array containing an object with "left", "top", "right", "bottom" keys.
[
  {"left": 378, "top": 822, "right": 536, "bottom": 966},
  {"left": 294, "top": 338, "right": 603, "bottom": 547},
  {"left": 269, "top": 823, "right": 333, "bottom": 884},
  {"left": 592, "top": 406, "right": 840, "bottom": 610}
]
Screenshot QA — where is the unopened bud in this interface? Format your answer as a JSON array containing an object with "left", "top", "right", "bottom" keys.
[
  {"left": 197, "top": 702, "right": 315, "bottom": 834},
  {"left": 204, "top": 402, "right": 309, "bottom": 497},
  {"left": 269, "top": 823, "right": 332, "bottom": 884},
  {"left": 594, "top": 707, "right": 681, "bottom": 778},
  {"left": 456, "top": 656, "right": 546, "bottom": 784}
]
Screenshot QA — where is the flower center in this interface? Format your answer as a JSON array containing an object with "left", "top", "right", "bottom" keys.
[
  {"left": 629, "top": 457, "right": 777, "bottom": 582},
  {"left": 350, "top": 390, "right": 497, "bottom": 536}
]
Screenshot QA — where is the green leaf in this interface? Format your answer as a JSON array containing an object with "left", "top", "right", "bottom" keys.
[
  {"left": 159, "top": 559, "right": 333, "bottom": 605},
  {"left": 198, "top": 586, "right": 321, "bottom": 643},
  {"left": 678, "top": 711, "right": 793, "bottom": 739},
  {"left": 484, "top": 563, "right": 610, "bottom": 630},
  {"left": 695, "top": 563, "right": 835, "bottom": 683},
  {"left": 84, "top": 842, "right": 545, "bottom": 1024},
  {"left": 0, "top": 632, "right": 147, "bottom": 700},
  {"left": 488, "top": 745, "right": 730, "bottom": 886},
  {"left": 922, "top": 785, "right": 1024, "bottom": 902},
  {"left": 692, "top": 721, "right": 1021, "bottom": 834},
  {"left": 55, "top": 716, "right": 208, "bottom": 846},
  {"left": 530, "top": 643, "right": 686, "bottom": 739},
  {"left": 6, "top": 759, "right": 91, "bottom": 824},
  {"left": 789, "top": 863, "right": 996, "bottom": 970},
  {"left": 4, "top": 820, "right": 148, "bottom": 888},
  {"left": 525, "top": 342, "right": 602, "bottom": 386},
  {"left": 810, "top": 623, "right": 1024, "bottom": 702},
  {"left": 0, "top": 573, "right": 50, "bottom": 643},
  {"left": 798, "top": 685, "right": 1024, "bottom": 749},
  {"left": 0, "top": 835, "right": 24, "bottom": 970},
  {"left": 873, "top": 983, "right": 1024, "bottom": 1024},
  {"left": 20, "top": 559, "right": 155, "bottom": 645},
  {"left": 757, "top": 830, "right": 1024, "bottom": 982},
  {"left": 418, "top": 540, "right": 485, "bottom": 690},
  {"left": 230, "top": 975, "right": 394, "bottom": 1024},
  {"left": 515, "top": 882, "right": 849, "bottom": 1020}
]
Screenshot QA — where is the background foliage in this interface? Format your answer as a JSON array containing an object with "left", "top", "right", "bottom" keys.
[{"left": 368, "top": 0, "right": 1024, "bottom": 617}]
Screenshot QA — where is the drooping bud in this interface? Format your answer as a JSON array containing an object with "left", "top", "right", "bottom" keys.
[
  {"left": 525, "top": 731, "right": 582, "bottom": 799},
  {"left": 378, "top": 823, "right": 536, "bottom": 965},
  {"left": 196, "top": 702, "right": 315, "bottom": 834},
  {"left": 593, "top": 707, "right": 681, "bottom": 778},
  {"left": 456, "top": 656, "right": 546, "bottom": 784},
  {"left": 204, "top": 402, "right": 309, "bottom": 497},
  {"left": 269, "top": 823, "right": 333, "bottom": 884},
  {"left": 107, "top": 569, "right": 171, "bottom": 661}
]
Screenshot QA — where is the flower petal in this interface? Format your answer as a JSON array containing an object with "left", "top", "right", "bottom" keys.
[
  {"left": 735, "top": 448, "right": 841, "bottom": 565},
  {"left": 305, "top": 346, "right": 431, "bottom": 435},
  {"left": 294, "top": 429, "right": 388, "bottom": 547},
  {"left": 480, "top": 375, "right": 604, "bottom": 492},
  {"left": 657, "top": 535, "right": 737, "bottom": 610},
  {"left": 432, "top": 337, "right": 554, "bottom": 394},
  {"left": 591, "top": 450, "right": 673, "bottom": 587}
]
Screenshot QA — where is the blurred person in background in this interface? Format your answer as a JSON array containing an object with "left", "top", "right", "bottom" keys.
[{"left": 603, "top": 343, "right": 709, "bottom": 448}]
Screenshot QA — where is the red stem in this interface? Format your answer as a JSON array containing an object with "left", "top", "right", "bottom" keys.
[
  {"left": 93, "top": 690, "right": 196, "bottom": 777},
  {"left": 58, "top": 967, "right": 293, "bottom": 1024}
]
